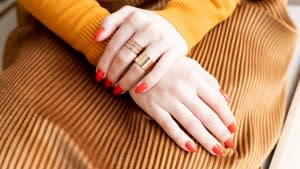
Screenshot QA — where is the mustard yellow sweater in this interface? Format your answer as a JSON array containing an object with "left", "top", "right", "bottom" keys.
[{"left": 18, "top": 0, "right": 239, "bottom": 66}]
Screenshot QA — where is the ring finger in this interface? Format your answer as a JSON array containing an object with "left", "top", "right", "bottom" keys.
[
  {"left": 162, "top": 97, "right": 224, "bottom": 156},
  {"left": 112, "top": 39, "right": 166, "bottom": 95},
  {"left": 179, "top": 90, "right": 234, "bottom": 149}
]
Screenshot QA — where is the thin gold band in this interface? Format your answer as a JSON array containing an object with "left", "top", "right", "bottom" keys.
[{"left": 125, "top": 38, "right": 143, "bottom": 55}]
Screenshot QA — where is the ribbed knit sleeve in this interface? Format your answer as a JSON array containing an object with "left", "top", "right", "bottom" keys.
[
  {"left": 18, "top": 0, "right": 238, "bottom": 66},
  {"left": 18, "top": 0, "right": 111, "bottom": 66},
  {"left": 156, "top": 0, "right": 239, "bottom": 50}
]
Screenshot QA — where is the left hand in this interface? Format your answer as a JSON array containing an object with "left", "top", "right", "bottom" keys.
[
  {"left": 93, "top": 5, "right": 188, "bottom": 95},
  {"left": 128, "top": 56, "right": 235, "bottom": 154}
]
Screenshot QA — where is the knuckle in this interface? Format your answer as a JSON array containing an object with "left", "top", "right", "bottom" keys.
[
  {"left": 122, "top": 5, "right": 133, "bottom": 11},
  {"left": 145, "top": 73, "right": 156, "bottom": 85},
  {"left": 197, "top": 131, "right": 212, "bottom": 147},
  {"left": 203, "top": 136, "right": 213, "bottom": 148},
  {"left": 118, "top": 75, "right": 130, "bottom": 86},
  {"left": 172, "top": 130, "right": 182, "bottom": 143},
  {"left": 168, "top": 82, "right": 180, "bottom": 95},
  {"left": 210, "top": 96, "right": 224, "bottom": 111},
  {"left": 205, "top": 114, "right": 219, "bottom": 126},
  {"left": 157, "top": 34, "right": 168, "bottom": 44},
  {"left": 115, "top": 53, "right": 132, "bottom": 65},
  {"left": 184, "top": 119, "right": 196, "bottom": 131},
  {"left": 106, "top": 45, "right": 118, "bottom": 56},
  {"left": 129, "top": 11, "right": 146, "bottom": 24},
  {"left": 148, "top": 25, "right": 166, "bottom": 41},
  {"left": 220, "top": 130, "right": 230, "bottom": 141},
  {"left": 159, "top": 117, "right": 172, "bottom": 131},
  {"left": 107, "top": 70, "right": 117, "bottom": 81},
  {"left": 132, "top": 63, "right": 144, "bottom": 74},
  {"left": 144, "top": 24, "right": 159, "bottom": 33},
  {"left": 148, "top": 100, "right": 157, "bottom": 111}
]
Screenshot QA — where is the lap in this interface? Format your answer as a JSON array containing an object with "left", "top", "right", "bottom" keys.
[{"left": 0, "top": 1, "right": 297, "bottom": 169}]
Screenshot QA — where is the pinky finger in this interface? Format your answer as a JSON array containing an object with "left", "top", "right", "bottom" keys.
[
  {"left": 134, "top": 51, "right": 179, "bottom": 94},
  {"left": 151, "top": 106, "right": 198, "bottom": 153}
]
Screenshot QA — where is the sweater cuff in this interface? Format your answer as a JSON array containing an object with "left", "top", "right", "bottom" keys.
[
  {"left": 155, "top": 0, "right": 238, "bottom": 51},
  {"left": 71, "top": 6, "right": 111, "bottom": 66}
]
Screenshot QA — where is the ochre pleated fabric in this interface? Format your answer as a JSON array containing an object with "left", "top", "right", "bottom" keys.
[{"left": 0, "top": 0, "right": 297, "bottom": 169}]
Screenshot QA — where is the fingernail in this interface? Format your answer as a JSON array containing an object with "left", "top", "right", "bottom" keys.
[
  {"left": 104, "top": 79, "right": 113, "bottom": 88},
  {"left": 96, "top": 68, "right": 105, "bottom": 82},
  {"left": 135, "top": 82, "right": 147, "bottom": 94},
  {"left": 212, "top": 144, "right": 223, "bottom": 156},
  {"left": 224, "top": 138, "right": 234, "bottom": 149},
  {"left": 93, "top": 27, "right": 105, "bottom": 42},
  {"left": 185, "top": 141, "right": 197, "bottom": 152},
  {"left": 219, "top": 88, "right": 231, "bottom": 103},
  {"left": 227, "top": 123, "right": 236, "bottom": 134},
  {"left": 113, "top": 85, "right": 123, "bottom": 95}
]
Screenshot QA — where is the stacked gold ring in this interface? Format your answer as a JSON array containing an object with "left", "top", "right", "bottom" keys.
[
  {"left": 134, "top": 52, "right": 155, "bottom": 72},
  {"left": 125, "top": 38, "right": 143, "bottom": 55}
]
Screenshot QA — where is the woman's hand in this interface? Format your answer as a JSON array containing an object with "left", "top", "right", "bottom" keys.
[
  {"left": 129, "top": 56, "right": 236, "bottom": 155},
  {"left": 93, "top": 5, "right": 188, "bottom": 95}
]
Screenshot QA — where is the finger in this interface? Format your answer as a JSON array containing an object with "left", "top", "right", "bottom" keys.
[
  {"left": 164, "top": 97, "right": 224, "bottom": 156},
  {"left": 134, "top": 51, "right": 179, "bottom": 94},
  {"left": 94, "top": 6, "right": 135, "bottom": 42},
  {"left": 107, "top": 23, "right": 162, "bottom": 91},
  {"left": 113, "top": 41, "right": 167, "bottom": 95},
  {"left": 189, "top": 59, "right": 220, "bottom": 89},
  {"left": 96, "top": 15, "right": 146, "bottom": 84},
  {"left": 179, "top": 89, "right": 234, "bottom": 149},
  {"left": 146, "top": 103, "right": 198, "bottom": 153},
  {"left": 198, "top": 70, "right": 231, "bottom": 104},
  {"left": 196, "top": 78, "right": 236, "bottom": 134},
  {"left": 198, "top": 66, "right": 221, "bottom": 89}
]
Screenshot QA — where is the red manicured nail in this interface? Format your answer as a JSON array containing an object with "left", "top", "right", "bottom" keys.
[
  {"left": 113, "top": 85, "right": 123, "bottom": 95},
  {"left": 219, "top": 88, "right": 231, "bottom": 103},
  {"left": 224, "top": 138, "right": 234, "bottom": 149},
  {"left": 227, "top": 123, "right": 236, "bottom": 134},
  {"left": 135, "top": 82, "right": 147, "bottom": 94},
  {"left": 185, "top": 141, "right": 197, "bottom": 152},
  {"left": 93, "top": 27, "right": 105, "bottom": 42},
  {"left": 104, "top": 79, "right": 113, "bottom": 88},
  {"left": 212, "top": 144, "right": 223, "bottom": 156},
  {"left": 96, "top": 68, "right": 104, "bottom": 82}
]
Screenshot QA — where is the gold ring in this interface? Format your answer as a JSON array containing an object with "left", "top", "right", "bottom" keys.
[
  {"left": 125, "top": 38, "right": 143, "bottom": 55},
  {"left": 134, "top": 53, "right": 155, "bottom": 72}
]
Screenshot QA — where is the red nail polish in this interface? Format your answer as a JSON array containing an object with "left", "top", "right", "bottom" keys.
[
  {"left": 135, "top": 82, "right": 147, "bottom": 94},
  {"left": 224, "top": 138, "right": 234, "bottom": 149},
  {"left": 185, "top": 141, "right": 197, "bottom": 152},
  {"left": 212, "top": 144, "right": 223, "bottom": 156},
  {"left": 96, "top": 68, "right": 104, "bottom": 82},
  {"left": 227, "top": 123, "right": 236, "bottom": 134},
  {"left": 104, "top": 79, "right": 113, "bottom": 88},
  {"left": 219, "top": 88, "right": 231, "bottom": 103},
  {"left": 93, "top": 27, "right": 105, "bottom": 42},
  {"left": 113, "top": 85, "right": 123, "bottom": 95}
]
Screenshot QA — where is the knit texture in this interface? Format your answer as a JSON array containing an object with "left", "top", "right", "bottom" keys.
[
  {"left": 18, "top": 0, "right": 238, "bottom": 65},
  {"left": 0, "top": 0, "right": 297, "bottom": 169}
]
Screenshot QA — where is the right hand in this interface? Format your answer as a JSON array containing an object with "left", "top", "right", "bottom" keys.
[
  {"left": 94, "top": 6, "right": 188, "bottom": 95},
  {"left": 129, "top": 56, "right": 236, "bottom": 156}
]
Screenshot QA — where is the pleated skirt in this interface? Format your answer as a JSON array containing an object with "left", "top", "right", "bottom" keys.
[{"left": 0, "top": 1, "right": 297, "bottom": 169}]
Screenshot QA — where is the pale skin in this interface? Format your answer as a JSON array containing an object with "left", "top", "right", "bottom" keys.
[{"left": 94, "top": 6, "right": 236, "bottom": 155}]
